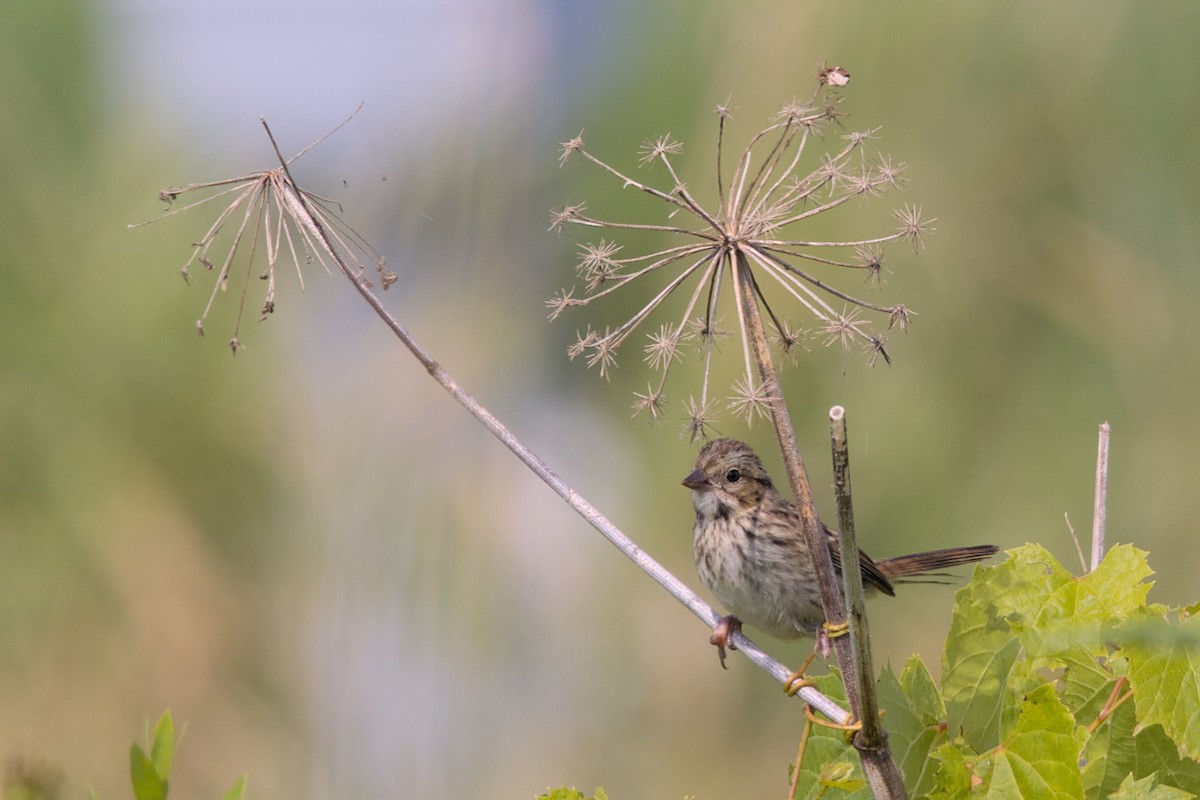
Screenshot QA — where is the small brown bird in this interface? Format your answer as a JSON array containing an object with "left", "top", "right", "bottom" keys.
[{"left": 683, "top": 438, "right": 997, "bottom": 660}]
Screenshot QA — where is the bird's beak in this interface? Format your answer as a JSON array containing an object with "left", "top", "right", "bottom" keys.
[{"left": 681, "top": 469, "right": 711, "bottom": 490}]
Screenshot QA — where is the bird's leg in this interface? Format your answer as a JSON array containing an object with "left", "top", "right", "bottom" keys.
[
  {"left": 710, "top": 615, "right": 742, "bottom": 669},
  {"left": 817, "top": 619, "right": 849, "bottom": 658}
]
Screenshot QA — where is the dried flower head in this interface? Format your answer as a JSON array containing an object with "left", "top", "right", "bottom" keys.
[
  {"left": 129, "top": 105, "right": 388, "bottom": 353},
  {"left": 550, "top": 78, "right": 929, "bottom": 438}
]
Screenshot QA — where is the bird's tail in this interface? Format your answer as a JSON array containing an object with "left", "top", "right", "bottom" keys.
[{"left": 876, "top": 544, "right": 999, "bottom": 580}]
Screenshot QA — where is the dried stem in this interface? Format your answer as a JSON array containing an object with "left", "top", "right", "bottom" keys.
[
  {"left": 257, "top": 118, "right": 852, "bottom": 726},
  {"left": 1091, "top": 422, "right": 1111, "bottom": 572},
  {"left": 733, "top": 253, "right": 906, "bottom": 798},
  {"left": 829, "top": 406, "right": 887, "bottom": 753}
]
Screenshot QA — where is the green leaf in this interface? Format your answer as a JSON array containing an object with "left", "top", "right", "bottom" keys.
[
  {"left": 1077, "top": 545, "right": 1155, "bottom": 620},
  {"left": 1082, "top": 691, "right": 1138, "bottom": 800},
  {"left": 900, "top": 654, "right": 946, "bottom": 723},
  {"left": 1107, "top": 773, "right": 1196, "bottom": 800},
  {"left": 1131, "top": 724, "right": 1200, "bottom": 796},
  {"left": 941, "top": 556, "right": 1023, "bottom": 750},
  {"left": 927, "top": 743, "right": 973, "bottom": 800},
  {"left": 784, "top": 668, "right": 872, "bottom": 800},
  {"left": 877, "top": 658, "right": 947, "bottom": 796},
  {"left": 1127, "top": 613, "right": 1200, "bottom": 761},
  {"left": 943, "top": 544, "right": 1162, "bottom": 754},
  {"left": 536, "top": 789, "right": 607, "bottom": 800},
  {"left": 221, "top": 774, "right": 247, "bottom": 800},
  {"left": 1061, "top": 646, "right": 1120, "bottom": 726},
  {"left": 989, "top": 544, "right": 1152, "bottom": 659},
  {"left": 978, "top": 683, "right": 1087, "bottom": 799},
  {"left": 817, "top": 761, "right": 866, "bottom": 792},
  {"left": 129, "top": 744, "right": 167, "bottom": 800},
  {"left": 985, "top": 544, "right": 1075, "bottom": 622},
  {"left": 150, "top": 710, "right": 174, "bottom": 781},
  {"left": 988, "top": 544, "right": 1152, "bottom": 626},
  {"left": 791, "top": 735, "right": 870, "bottom": 800}
]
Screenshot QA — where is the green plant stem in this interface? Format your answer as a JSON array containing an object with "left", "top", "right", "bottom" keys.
[{"left": 788, "top": 712, "right": 815, "bottom": 800}]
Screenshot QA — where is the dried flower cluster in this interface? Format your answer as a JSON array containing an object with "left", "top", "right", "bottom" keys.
[
  {"left": 549, "top": 77, "right": 931, "bottom": 439},
  {"left": 129, "top": 107, "right": 392, "bottom": 353}
]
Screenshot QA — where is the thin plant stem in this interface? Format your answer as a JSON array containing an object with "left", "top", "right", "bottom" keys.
[
  {"left": 787, "top": 712, "right": 815, "bottom": 800},
  {"left": 1091, "top": 422, "right": 1111, "bottom": 572},
  {"left": 1064, "top": 513, "right": 1088, "bottom": 574},
  {"left": 829, "top": 406, "right": 885, "bottom": 751},
  {"left": 258, "top": 118, "right": 852, "bottom": 727}
]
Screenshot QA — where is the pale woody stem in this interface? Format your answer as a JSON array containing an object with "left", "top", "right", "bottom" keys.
[{"left": 1090, "top": 422, "right": 1111, "bottom": 572}]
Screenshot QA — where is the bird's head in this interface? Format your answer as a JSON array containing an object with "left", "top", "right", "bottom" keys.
[{"left": 682, "top": 437, "right": 774, "bottom": 515}]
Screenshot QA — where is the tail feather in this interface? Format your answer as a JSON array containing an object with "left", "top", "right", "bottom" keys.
[{"left": 876, "top": 545, "right": 999, "bottom": 579}]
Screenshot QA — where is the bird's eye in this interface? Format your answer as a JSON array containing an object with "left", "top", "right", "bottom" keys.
[{"left": 725, "top": 468, "right": 741, "bottom": 483}]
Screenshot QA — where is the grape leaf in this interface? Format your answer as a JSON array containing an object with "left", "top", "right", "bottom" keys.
[
  {"left": 1127, "top": 614, "right": 1200, "bottom": 761},
  {"left": 901, "top": 655, "right": 947, "bottom": 724},
  {"left": 1132, "top": 724, "right": 1200, "bottom": 795},
  {"left": 1107, "top": 772, "right": 1195, "bottom": 800},
  {"left": 1061, "top": 646, "right": 1120, "bottom": 726},
  {"left": 977, "top": 684, "right": 1087, "bottom": 799},
  {"left": 941, "top": 556, "right": 1023, "bottom": 751},
  {"left": 878, "top": 658, "right": 947, "bottom": 796},
  {"left": 1082, "top": 692, "right": 1138, "bottom": 799},
  {"left": 987, "top": 544, "right": 1151, "bottom": 661},
  {"left": 926, "top": 742, "right": 973, "bottom": 800}
]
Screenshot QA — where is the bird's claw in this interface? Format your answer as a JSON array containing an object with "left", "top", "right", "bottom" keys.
[{"left": 710, "top": 615, "right": 743, "bottom": 669}]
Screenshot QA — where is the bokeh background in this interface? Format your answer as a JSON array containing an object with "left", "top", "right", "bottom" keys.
[{"left": 4, "top": 1, "right": 1199, "bottom": 798}]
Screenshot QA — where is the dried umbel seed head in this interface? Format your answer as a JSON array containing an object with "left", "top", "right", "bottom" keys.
[
  {"left": 550, "top": 76, "right": 929, "bottom": 439},
  {"left": 129, "top": 105, "right": 381, "bottom": 352}
]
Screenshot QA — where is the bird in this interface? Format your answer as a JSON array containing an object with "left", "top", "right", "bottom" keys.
[{"left": 682, "top": 437, "right": 997, "bottom": 666}]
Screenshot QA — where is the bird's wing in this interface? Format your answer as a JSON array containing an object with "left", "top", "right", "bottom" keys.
[{"left": 825, "top": 524, "right": 897, "bottom": 597}]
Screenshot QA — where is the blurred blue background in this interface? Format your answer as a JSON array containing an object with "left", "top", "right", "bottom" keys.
[{"left": 3, "top": 1, "right": 1199, "bottom": 797}]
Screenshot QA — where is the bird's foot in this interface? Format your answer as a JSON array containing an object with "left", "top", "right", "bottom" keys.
[
  {"left": 816, "top": 619, "right": 850, "bottom": 657},
  {"left": 710, "top": 615, "right": 742, "bottom": 670}
]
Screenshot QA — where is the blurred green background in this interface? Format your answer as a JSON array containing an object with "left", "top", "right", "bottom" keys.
[{"left": 3, "top": 1, "right": 1199, "bottom": 798}]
